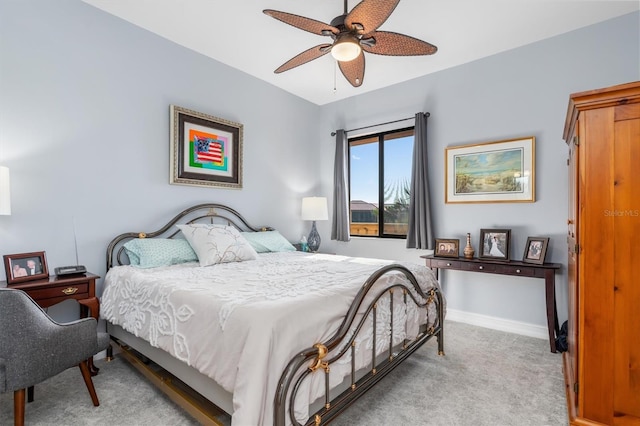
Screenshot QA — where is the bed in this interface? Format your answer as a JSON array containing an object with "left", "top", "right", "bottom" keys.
[{"left": 101, "top": 203, "right": 445, "bottom": 426}]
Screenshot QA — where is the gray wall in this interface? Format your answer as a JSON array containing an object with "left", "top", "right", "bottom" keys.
[
  {"left": 1, "top": 0, "right": 638, "bottom": 331},
  {"left": 318, "top": 11, "right": 640, "bottom": 329},
  {"left": 0, "top": 0, "right": 321, "bottom": 320}
]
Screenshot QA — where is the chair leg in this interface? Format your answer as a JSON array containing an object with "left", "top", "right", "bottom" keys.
[
  {"left": 13, "top": 388, "right": 25, "bottom": 426},
  {"left": 78, "top": 361, "right": 100, "bottom": 406},
  {"left": 88, "top": 356, "right": 100, "bottom": 376}
]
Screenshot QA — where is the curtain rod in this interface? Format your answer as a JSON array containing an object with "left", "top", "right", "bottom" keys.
[{"left": 330, "top": 112, "right": 430, "bottom": 136}]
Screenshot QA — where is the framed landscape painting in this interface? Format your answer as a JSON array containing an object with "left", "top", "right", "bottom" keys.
[
  {"left": 170, "top": 105, "right": 243, "bottom": 189},
  {"left": 445, "top": 137, "right": 535, "bottom": 203}
]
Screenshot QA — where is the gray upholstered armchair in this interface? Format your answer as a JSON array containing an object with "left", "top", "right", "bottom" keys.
[{"left": 0, "top": 288, "right": 110, "bottom": 426}]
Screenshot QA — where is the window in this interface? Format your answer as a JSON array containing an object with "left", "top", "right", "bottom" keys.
[{"left": 349, "top": 127, "right": 414, "bottom": 238}]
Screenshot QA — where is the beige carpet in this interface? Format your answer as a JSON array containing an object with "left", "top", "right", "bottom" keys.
[{"left": 0, "top": 321, "right": 567, "bottom": 425}]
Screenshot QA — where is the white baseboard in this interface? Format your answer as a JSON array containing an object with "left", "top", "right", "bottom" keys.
[{"left": 446, "top": 309, "right": 549, "bottom": 340}]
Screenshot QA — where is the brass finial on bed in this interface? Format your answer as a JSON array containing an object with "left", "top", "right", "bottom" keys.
[
  {"left": 309, "top": 343, "right": 328, "bottom": 371},
  {"left": 426, "top": 288, "right": 436, "bottom": 304}
]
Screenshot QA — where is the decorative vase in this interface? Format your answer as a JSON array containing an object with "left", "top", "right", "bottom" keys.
[{"left": 463, "top": 233, "right": 475, "bottom": 259}]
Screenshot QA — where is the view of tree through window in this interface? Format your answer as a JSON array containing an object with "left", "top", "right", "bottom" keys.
[{"left": 349, "top": 128, "right": 414, "bottom": 238}]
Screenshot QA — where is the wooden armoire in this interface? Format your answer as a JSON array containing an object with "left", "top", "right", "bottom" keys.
[{"left": 563, "top": 81, "right": 640, "bottom": 425}]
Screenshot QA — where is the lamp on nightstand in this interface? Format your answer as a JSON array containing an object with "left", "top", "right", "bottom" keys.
[
  {"left": 301, "top": 197, "right": 328, "bottom": 252},
  {"left": 0, "top": 166, "right": 11, "bottom": 216}
]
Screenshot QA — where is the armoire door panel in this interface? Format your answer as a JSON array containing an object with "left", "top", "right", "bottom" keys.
[
  {"left": 612, "top": 112, "right": 640, "bottom": 418},
  {"left": 580, "top": 108, "right": 616, "bottom": 423}
]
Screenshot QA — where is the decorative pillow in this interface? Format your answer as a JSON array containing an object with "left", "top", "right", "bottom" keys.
[
  {"left": 123, "top": 238, "right": 198, "bottom": 268},
  {"left": 177, "top": 224, "right": 258, "bottom": 266},
  {"left": 241, "top": 230, "right": 296, "bottom": 253}
]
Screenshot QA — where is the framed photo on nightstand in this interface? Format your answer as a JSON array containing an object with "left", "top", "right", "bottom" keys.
[{"left": 3, "top": 251, "right": 49, "bottom": 285}]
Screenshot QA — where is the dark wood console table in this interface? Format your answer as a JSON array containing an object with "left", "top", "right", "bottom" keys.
[{"left": 421, "top": 255, "right": 562, "bottom": 353}]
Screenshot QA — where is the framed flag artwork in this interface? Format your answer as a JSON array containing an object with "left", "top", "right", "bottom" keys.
[{"left": 170, "top": 105, "right": 243, "bottom": 189}]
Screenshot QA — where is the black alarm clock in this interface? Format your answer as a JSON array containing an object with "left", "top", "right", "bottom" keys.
[{"left": 54, "top": 265, "right": 87, "bottom": 276}]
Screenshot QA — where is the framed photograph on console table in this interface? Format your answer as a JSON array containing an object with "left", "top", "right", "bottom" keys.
[
  {"left": 3, "top": 251, "right": 49, "bottom": 285},
  {"left": 445, "top": 136, "right": 535, "bottom": 203},
  {"left": 479, "top": 229, "right": 511, "bottom": 260},
  {"left": 434, "top": 238, "right": 459, "bottom": 258},
  {"left": 522, "top": 237, "right": 549, "bottom": 264},
  {"left": 170, "top": 105, "right": 243, "bottom": 189}
]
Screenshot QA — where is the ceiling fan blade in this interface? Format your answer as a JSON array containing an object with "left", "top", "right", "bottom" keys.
[
  {"left": 264, "top": 9, "right": 339, "bottom": 36},
  {"left": 338, "top": 52, "right": 365, "bottom": 87},
  {"left": 362, "top": 31, "right": 437, "bottom": 56},
  {"left": 345, "top": 0, "right": 400, "bottom": 34},
  {"left": 274, "top": 44, "right": 333, "bottom": 74}
]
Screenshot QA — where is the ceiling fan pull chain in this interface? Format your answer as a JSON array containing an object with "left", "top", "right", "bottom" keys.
[{"left": 333, "top": 61, "right": 338, "bottom": 94}]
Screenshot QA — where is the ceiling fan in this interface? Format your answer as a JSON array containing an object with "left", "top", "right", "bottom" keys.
[{"left": 263, "top": 0, "right": 437, "bottom": 88}]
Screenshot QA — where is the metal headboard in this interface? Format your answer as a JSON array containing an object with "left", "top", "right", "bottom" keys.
[{"left": 106, "top": 203, "right": 273, "bottom": 270}]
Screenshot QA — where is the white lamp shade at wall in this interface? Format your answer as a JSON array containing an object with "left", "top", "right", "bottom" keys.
[
  {"left": 301, "top": 197, "right": 328, "bottom": 221},
  {"left": 0, "top": 166, "right": 10, "bottom": 215}
]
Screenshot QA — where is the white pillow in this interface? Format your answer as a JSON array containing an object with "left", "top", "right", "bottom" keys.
[{"left": 177, "top": 224, "right": 258, "bottom": 266}]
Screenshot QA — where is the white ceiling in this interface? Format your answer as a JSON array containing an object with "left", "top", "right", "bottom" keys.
[{"left": 81, "top": 1, "right": 639, "bottom": 106}]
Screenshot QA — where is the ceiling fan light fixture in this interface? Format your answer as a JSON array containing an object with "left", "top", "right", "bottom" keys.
[
  {"left": 331, "top": 35, "right": 361, "bottom": 62},
  {"left": 265, "top": 2, "right": 436, "bottom": 87}
]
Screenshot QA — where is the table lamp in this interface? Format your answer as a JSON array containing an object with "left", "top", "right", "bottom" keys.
[{"left": 301, "top": 197, "right": 328, "bottom": 252}]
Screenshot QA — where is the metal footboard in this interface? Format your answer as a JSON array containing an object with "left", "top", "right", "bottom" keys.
[{"left": 274, "top": 264, "right": 445, "bottom": 426}]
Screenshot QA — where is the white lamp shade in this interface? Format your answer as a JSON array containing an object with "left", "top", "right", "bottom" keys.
[
  {"left": 0, "top": 166, "right": 10, "bottom": 216},
  {"left": 301, "top": 197, "right": 328, "bottom": 221}
]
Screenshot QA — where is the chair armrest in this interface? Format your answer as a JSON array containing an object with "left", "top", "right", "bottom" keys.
[
  {"left": 5, "top": 318, "right": 102, "bottom": 391},
  {"left": 55, "top": 318, "right": 102, "bottom": 359}
]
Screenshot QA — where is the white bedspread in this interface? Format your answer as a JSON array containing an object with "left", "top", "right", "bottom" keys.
[{"left": 101, "top": 252, "right": 442, "bottom": 426}]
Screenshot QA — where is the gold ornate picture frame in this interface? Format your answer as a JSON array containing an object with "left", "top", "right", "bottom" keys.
[{"left": 170, "top": 105, "right": 243, "bottom": 189}]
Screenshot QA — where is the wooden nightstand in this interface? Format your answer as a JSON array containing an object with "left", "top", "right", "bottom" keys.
[
  {"left": 1, "top": 273, "right": 98, "bottom": 309},
  {"left": 1, "top": 273, "right": 102, "bottom": 375}
]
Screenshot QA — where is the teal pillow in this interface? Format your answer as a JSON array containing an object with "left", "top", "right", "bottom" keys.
[
  {"left": 241, "top": 230, "right": 296, "bottom": 253},
  {"left": 123, "top": 238, "right": 198, "bottom": 268}
]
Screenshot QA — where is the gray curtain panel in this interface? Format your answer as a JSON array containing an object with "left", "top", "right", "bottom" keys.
[
  {"left": 331, "top": 129, "right": 350, "bottom": 241},
  {"left": 406, "top": 112, "right": 434, "bottom": 249}
]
